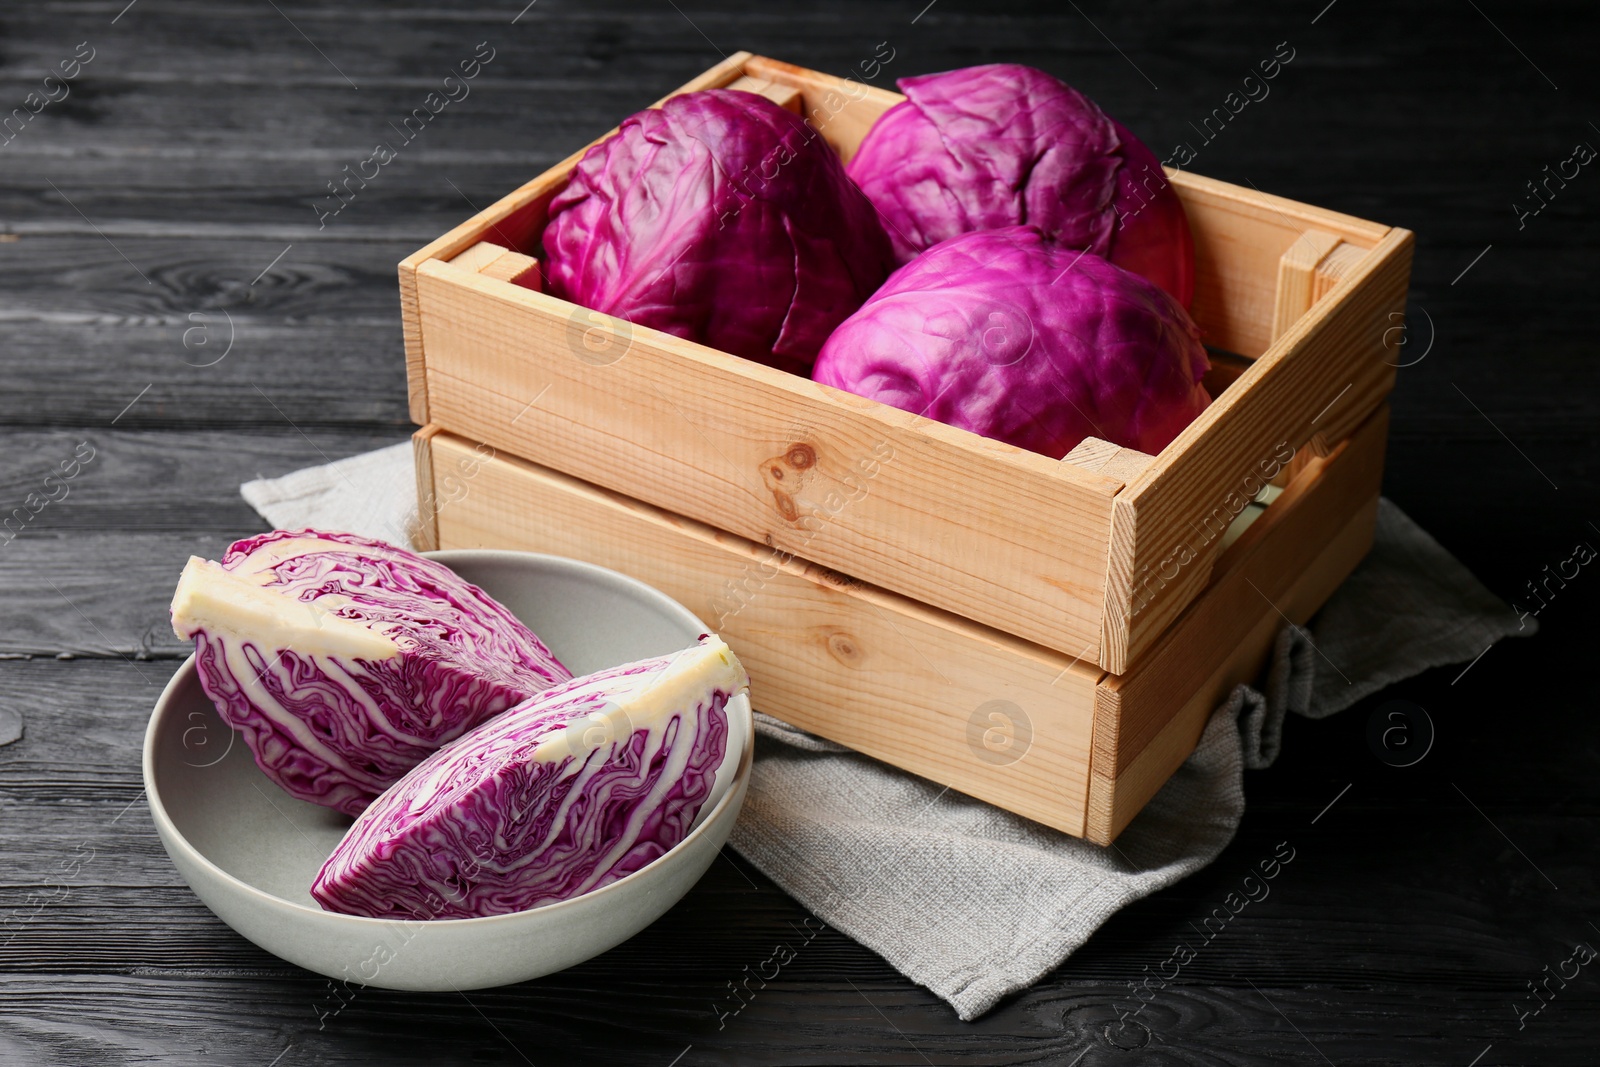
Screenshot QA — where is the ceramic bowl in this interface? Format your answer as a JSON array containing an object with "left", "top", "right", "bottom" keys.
[{"left": 143, "top": 550, "right": 753, "bottom": 990}]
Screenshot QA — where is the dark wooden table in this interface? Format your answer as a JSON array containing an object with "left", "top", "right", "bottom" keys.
[{"left": 4, "top": 1, "right": 1596, "bottom": 1062}]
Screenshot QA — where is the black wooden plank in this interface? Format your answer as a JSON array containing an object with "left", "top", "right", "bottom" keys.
[
  {"left": 0, "top": 322, "right": 412, "bottom": 430},
  {"left": 0, "top": 429, "right": 407, "bottom": 655},
  {"left": 0, "top": 974, "right": 1591, "bottom": 1066}
]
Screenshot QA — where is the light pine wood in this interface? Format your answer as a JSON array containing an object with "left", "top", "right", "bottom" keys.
[
  {"left": 1313, "top": 241, "right": 1371, "bottom": 302},
  {"left": 419, "top": 404, "right": 1386, "bottom": 841},
  {"left": 446, "top": 240, "right": 509, "bottom": 273},
  {"left": 450, "top": 240, "right": 542, "bottom": 289},
  {"left": 1062, "top": 438, "right": 1155, "bottom": 485},
  {"left": 1170, "top": 170, "right": 1386, "bottom": 358},
  {"left": 646, "top": 51, "right": 759, "bottom": 105},
  {"left": 1200, "top": 349, "right": 1255, "bottom": 399},
  {"left": 1099, "top": 226, "right": 1412, "bottom": 673},
  {"left": 725, "top": 75, "right": 805, "bottom": 113},
  {"left": 479, "top": 250, "right": 541, "bottom": 290},
  {"left": 1271, "top": 229, "right": 1345, "bottom": 341},
  {"left": 400, "top": 263, "right": 430, "bottom": 426},
  {"left": 410, "top": 425, "right": 441, "bottom": 551},
  {"left": 740, "top": 56, "right": 903, "bottom": 164},
  {"left": 1084, "top": 405, "right": 1389, "bottom": 843},
  {"left": 419, "top": 428, "right": 1104, "bottom": 837},
  {"left": 414, "top": 257, "right": 1126, "bottom": 666},
  {"left": 401, "top": 55, "right": 1413, "bottom": 676}
]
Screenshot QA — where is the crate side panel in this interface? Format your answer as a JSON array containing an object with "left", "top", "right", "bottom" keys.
[
  {"left": 415, "top": 262, "right": 1123, "bottom": 665},
  {"left": 1086, "top": 497, "right": 1380, "bottom": 844},
  {"left": 741, "top": 56, "right": 900, "bottom": 162},
  {"left": 428, "top": 433, "right": 1099, "bottom": 836},
  {"left": 1084, "top": 406, "right": 1389, "bottom": 843},
  {"left": 410, "top": 425, "right": 441, "bottom": 552},
  {"left": 1101, "top": 228, "right": 1412, "bottom": 672},
  {"left": 1171, "top": 170, "right": 1388, "bottom": 358}
]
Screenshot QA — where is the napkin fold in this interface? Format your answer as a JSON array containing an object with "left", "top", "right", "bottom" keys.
[{"left": 242, "top": 448, "right": 1530, "bottom": 1020}]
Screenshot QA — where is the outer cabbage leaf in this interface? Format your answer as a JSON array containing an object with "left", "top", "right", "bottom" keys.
[
  {"left": 311, "top": 635, "right": 747, "bottom": 919},
  {"left": 812, "top": 226, "right": 1210, "bottom": 459},
  {"left": 543, "top": 89, "right": 895, "bottom": 375},
  {"left": 846, "top": 64, "right": 1194, "bottom": 306},
  {"left": 170, "top": 530, "right": 570, "bottom": 816}
]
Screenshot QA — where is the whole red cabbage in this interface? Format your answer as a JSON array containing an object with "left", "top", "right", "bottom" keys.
[
  {"left": 311, "top": 636, "right": 747, "bottom": 919},
  {"left": 846, "top": 64, "right": 1194, "bottom": 307},
  {"left": 170, "top": 530, "right": 570, "bottom": 816},
  {"left": 812, "top": 226, "right": 1210, "bottom": 459},
  {"left": 543, "top": 89, "right": 895, "bottom": 375}
]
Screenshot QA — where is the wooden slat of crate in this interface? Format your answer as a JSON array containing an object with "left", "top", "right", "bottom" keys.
[
  {"left": 1271, "top": 229, "right": 1346, "bottom": 341},
  {"left": 419, "top": 429, "right": 1104, "bottom": 837},
  {"left": 416, "top": 401, "right": 1387, "bottom": 842},
  {"left": 740, "top": 56, "right": 905, "bottom": 165},
  {"left": 415, "top": 258, "right": 1125, "bottom": 663},
  {"left": 724, "top": 74, "right": 804, "bottom": 113},
  {"left": 1176, "top": 172, "right": 1390, "bottom": 358},
  {"left": 1099, "top": 227, "right": 1412, "bottom": 671},
  {"left": 1086, "top": 404, "right": 1389, "bottom": 842}
]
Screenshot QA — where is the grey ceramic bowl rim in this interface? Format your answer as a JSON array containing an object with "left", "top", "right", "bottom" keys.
[{"left": 142, "top": 547, "right": 754, "bottom": 931}]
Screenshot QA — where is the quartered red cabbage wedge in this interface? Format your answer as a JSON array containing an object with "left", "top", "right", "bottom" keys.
[
  {"left": 311, "top": 635, "right": 747, "bottom": 920},
  {"left": 169, "top": 530, "right": 570, "bottom": 817}
]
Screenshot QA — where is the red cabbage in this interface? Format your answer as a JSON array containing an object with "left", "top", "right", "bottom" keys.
[
  {"left": 170, "top": 530, "right": 570, "bottom": 817},
  {"left": 812, "top": 226, "right": 1210, "bottom": 459},
  {"left": 543, "top": 89, "right": 895, "bottom": 376},
  {"left": 311, "top": 635, "right": 746, "bottom": 919},
  {"left": 846, "top": 64, "right": 1195, "bottom": 306}
]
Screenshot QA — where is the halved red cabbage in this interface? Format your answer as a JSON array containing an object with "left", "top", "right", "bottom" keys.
[
  {"left": 311, "top": 635, "right": 746, "bottom": 919},
  {"left": 846, "top": 64, "right": 1195, "bottom": 307},
  {"left": 812, "top": 226, "right": 1210, "bottom": 459},
  {"left": 170, "top": 530, "right": 570, "bottom": 816},
  {"left": 543, "top": 89, "right": 895, "bottom": 375}
]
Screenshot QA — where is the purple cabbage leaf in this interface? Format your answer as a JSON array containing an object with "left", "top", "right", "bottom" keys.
[
  {"left": 311, "top": 634, "right": 747, "bottom": 919},
  {"left": 170, "top": 529, "right": 571, "bottom": 817},
  {"left": 543, "top": 89, "right": 896, "bottom": 376},
  {"left": 812, "top": 226, "right": 1211, "bottom": 460},
  {"left": 846, "top": 64, "right": 1195, "bottom": 307}
]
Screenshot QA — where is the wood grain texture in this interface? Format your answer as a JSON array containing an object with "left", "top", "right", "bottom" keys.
[
  {"left": 0, "top": 428, "right": 405, "bottom": 656},
  {"left": 428, "top": 404, "right": 1384, "bottom": 841},
  {"left": 1101, "top": 226, "right": 1413, "bottom": 672},
  {"left": 416, "top": 257, "right": 1126, "bottom": 665},
  {"left": 725, "top": 75, "right": 805, "bottom": 113},
  {"left": 1063, "top": 438, "right": 1157, "bottom": 485},
  {"left": 445, "top": 240, "right": 541, "bottom": 288},
  {"left": 422, "top": 429, "right": 1101, "bottom": 836},
  {"left": 1087, "top": 406, "right": 1390, "bottom": 843},
  {"left": 1313, "top": 241, "right": 1371, "bottom": 303},
  {"left": 409, "top": 426, "right": 441, "bottom": 552},
  {"left": 477, "top": 249, "right": 541, "bottom": 289},
  {"left": 1270, "top": 229, "right": 1344, "bottom": 341},
  {"left": 1173, "top": 170, "right": 1388, "bottom": 358},
  {"left": 740, "top": 55, "right": 904, "bottom": 164}
]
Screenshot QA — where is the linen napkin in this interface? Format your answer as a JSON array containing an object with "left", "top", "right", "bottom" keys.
[{"left": 241, "top": 449, "right": 1530, "bottom": 1020}]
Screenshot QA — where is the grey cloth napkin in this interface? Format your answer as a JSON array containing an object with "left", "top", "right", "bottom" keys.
[{"left": 242, "top": 452, "right": 1531, "bottom": 1021}]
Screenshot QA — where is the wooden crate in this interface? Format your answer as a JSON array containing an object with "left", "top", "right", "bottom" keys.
[
  {"left": 414, "top": 403, "right": 1388, "bottom": 844},
  {"left": 399, "top": 52, "right": 1412, "bottom": 675}
]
